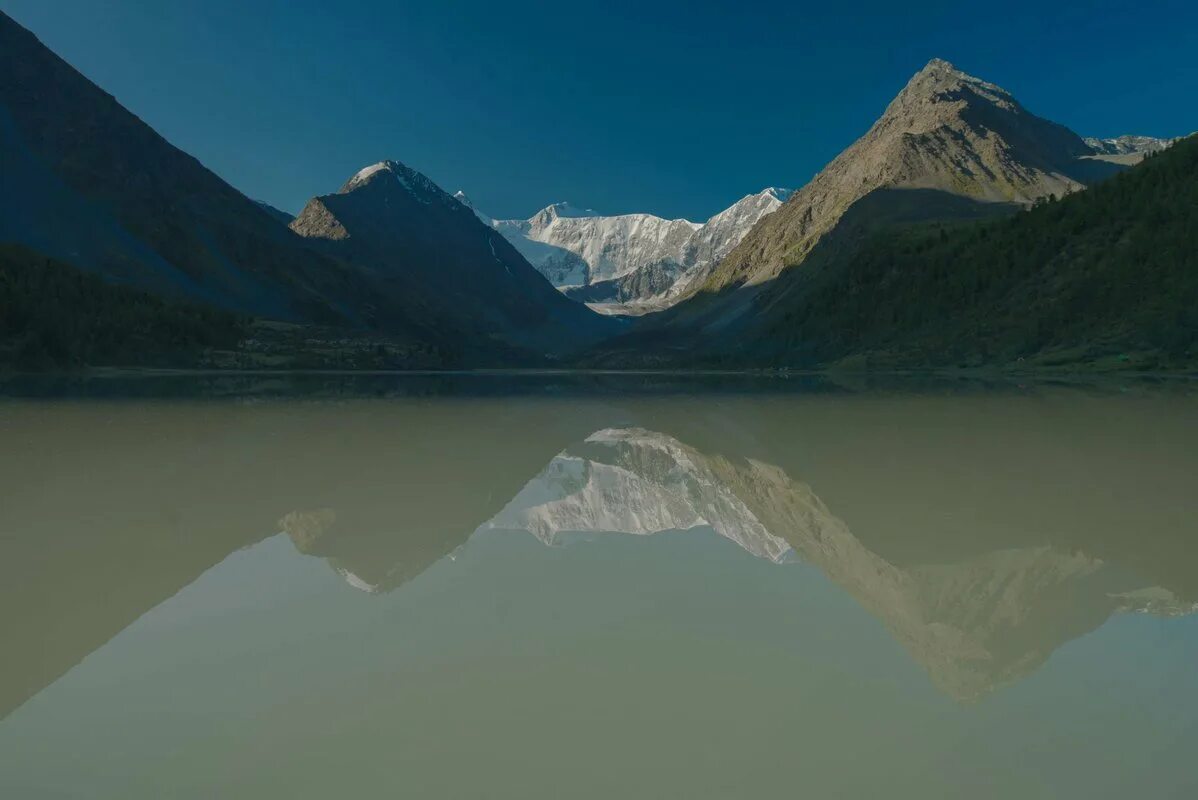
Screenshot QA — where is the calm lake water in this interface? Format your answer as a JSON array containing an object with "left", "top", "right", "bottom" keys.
[{"left": 2, "top": 375, "right": 1196, "bottom": 798}]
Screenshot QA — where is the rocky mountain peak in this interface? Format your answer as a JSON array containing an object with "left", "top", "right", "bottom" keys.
[
  {"left": 884, "top": 58, "right": 1020, "bottom": 131},
  {"left": 338, "top": 160, "right": 448, "bottom": 204},
  {"left": 472, "top": 186, "right": 798, "bottom": 310},
  {"left": 909, "top": 58, "right": 991, "bottom": 89},
  {"left": 684, "top": 59, "right": 1100, "bottom": 301},
  {"left": 908, "top": 57, "right": 991, "bottom": 88}
]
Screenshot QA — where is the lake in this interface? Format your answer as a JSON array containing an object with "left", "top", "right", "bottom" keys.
[{"left": 1, "top": 375, "right": 1196, "bottom": 798}]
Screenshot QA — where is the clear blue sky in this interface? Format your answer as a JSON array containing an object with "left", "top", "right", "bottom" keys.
[{"left": 5, "top": 0, "right": 1196, "bottom": 221}]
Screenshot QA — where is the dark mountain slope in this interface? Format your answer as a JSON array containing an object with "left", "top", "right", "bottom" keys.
[
  {"left": 0, "top": 11, "right": 382, "bottom": 324},
  {"left": 291, "top": 162, "right": 617, "bottom": 356},
  {"left": 0, "top": 244, "right": 244, "bottom": 369},
  {"left": 0, "top": 11, "right": 610, "bottom": 365},
  {"left": 254, "top": 200, "right": 295, "bottom": 226}
]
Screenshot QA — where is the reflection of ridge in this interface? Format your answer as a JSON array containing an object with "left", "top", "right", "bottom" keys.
[
  {"left": 485, "top": 428, "right": 795, "bottom": 563},
  {"left": 696, "top": 438, "right": 1193, "bottom": 700},
  {"left": 754, "top": 480, "right": 1193, "bottom": 699},
  {"left": 478, "top": 427, "right": 1196, "bottom": 701},
  {"left": 280, "top": 508, "right": 467, "bottom": 594},
  {"left": 12, "top": 397, "right": 1192, "bottom": 720},
  {"left": 1, "top": 400, "right": 603, "bottom": 720},
  {"left": 291, "top": 424, "right": 1195, "bottom": 699}
]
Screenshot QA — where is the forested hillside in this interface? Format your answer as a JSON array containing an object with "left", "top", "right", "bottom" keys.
[
  {"left": 0, "top": 245, "right": 245, "bottom": 369},
  {"left": 762, "top": 134, "right": 1198, "bottom": 369}
]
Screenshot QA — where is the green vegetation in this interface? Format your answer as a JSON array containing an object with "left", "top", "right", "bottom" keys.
[
  {"left": 0, "top": 245, "right": 245, "bottom": 369},
  {"left": 767, "top": 135, "right": 1198, "bottom": 370}
]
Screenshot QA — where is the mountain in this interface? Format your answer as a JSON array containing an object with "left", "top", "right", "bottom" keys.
[
  {"left": 488, "top": 202, "right": 700, "bottom": 291},
  {"left": 667, "top": 59, "right": 1120, "bottom": 322},
  {"left": 1084, "top": 134, "right": 1180, "bottom": 159},
  {"left": 253, "top": 200, "right": 294, "bottom": 225},
  {"left": 0, "top": 11, "right": 391, "bottom": 327},
  {"left": 291, "top": 161, "right": 614, "bottom": 357},
  {"left": 466, "top": 188, "right": 792, "bottom": 311},
  {"left": 1, "top": 244, "right": 244, "bottom": 369},
  {"left": 0, "top": 11, "right": 604, "bottom": 367},
  {"left": 585, "top": 58, "right": 1190, "bottom": 366},
  {"left": 563, "top": 188, "right": 795, "bottom": 311},
  {"left": 751, "top": 132, "right": 1198, "bottom": 369}
]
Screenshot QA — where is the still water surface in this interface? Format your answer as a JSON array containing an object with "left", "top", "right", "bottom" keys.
[{"left": 1, "top": 376, "right": 1196, "bottom": 798}]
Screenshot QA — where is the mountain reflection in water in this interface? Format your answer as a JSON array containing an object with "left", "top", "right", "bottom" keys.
[
  {"left": 2, "top": 383, "right": 1197, "bottom": 722},
  {"left": 282, "top": 421, "right": 1196, "bottom": 702}
]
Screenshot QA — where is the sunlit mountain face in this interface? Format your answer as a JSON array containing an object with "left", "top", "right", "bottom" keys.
[{"left": 2, "top": 378, "right": 1197, "bottom": 797}]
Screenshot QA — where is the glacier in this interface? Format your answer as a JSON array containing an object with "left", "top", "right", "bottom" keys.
[{"left": 456, "top": 187, "right": 793, "bottom": 311}]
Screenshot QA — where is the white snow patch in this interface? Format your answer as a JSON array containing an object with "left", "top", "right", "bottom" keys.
[{"left": 349, "top": 162, "right": 390, "bottom": 186}]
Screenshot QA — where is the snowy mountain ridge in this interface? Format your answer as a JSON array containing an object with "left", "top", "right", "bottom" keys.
[
  {"left": 457, "top": 187, "right": 792, "bottom": 309},
  {"left": 1083, "top": 134, "right": 1179, "bottom": 156}
]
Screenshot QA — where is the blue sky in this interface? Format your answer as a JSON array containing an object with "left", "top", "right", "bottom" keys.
[{"left": 4, "top": 0, "right": 1196, "bottom": 220}]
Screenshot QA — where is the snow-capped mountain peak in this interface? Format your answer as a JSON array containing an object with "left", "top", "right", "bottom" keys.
[
  {"left": 338, "top": 159, "right": 451, "bottom": 207},
  {"left": 1083, "top": 134, "right": 1178, "bottom": 156},
  {"left": 463, "top": 187, "right": 794, "bottom": 309},
  {"left": 347, "top": 161, "right": 392, "bottom": 186}
]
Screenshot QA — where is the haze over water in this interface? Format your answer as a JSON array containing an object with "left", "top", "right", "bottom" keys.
[{"left": 2, "top": 376, "right": 1196, "bottom": 798}]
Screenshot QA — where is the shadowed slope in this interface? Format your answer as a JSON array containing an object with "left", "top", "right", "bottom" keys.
[
  {"left": 0, "top": 11, "right": 379, "bottom": 325},
  {"left": 292, "top": 162, "right": 618, "bottom": 359}
]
